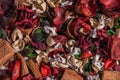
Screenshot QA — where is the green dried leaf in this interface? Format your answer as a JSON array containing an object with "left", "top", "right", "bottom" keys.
[
  {"left": 74, "top": 53, "right": 81, "bottom": 59},
  {"left": 40, "top": 17, "right": 44, "bottom": 23},
  {"left": 115, "top": 26, "right": 120, "bottom": 29},
  {"left": 35, "top": 28, "right": 42, "bottom": 34},
  {"left": 107, "top": 30, "right": 116, "bottom": 36},
  {"left": 83, "top": 62, "right": 92, "bottom": 72},
  {"left": 27, "top": 53, "right": 36, "bottom": 58},
  {"left": 25, "top": 45, "right": 33, "bottom": 50}
]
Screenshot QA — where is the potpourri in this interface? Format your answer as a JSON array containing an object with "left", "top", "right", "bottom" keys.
[{"left": 0, "top": 0, "right": 120, "bottom": 80}]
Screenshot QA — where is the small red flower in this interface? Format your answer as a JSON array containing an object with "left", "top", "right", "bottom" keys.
[
  {"left": 82, "top": 51, "right": 93, "bottom": 59},
  {"left": 104, "top": 59, "right": 115, "bottom": 69},
  {"left": 41, "top": 64, "right": 51, "bottom": 77},
  {"left": 12, "top": 60, "right": 21, "bottom": 80}
]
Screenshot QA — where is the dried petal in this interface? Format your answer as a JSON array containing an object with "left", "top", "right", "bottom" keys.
[
  {"left": 75, "top": 0, "right": 97, "bottom": 17},
  {"left": 53, "top": 7, "right": 66, "bottom": 26},
  {"left": 41, "top": 63, "right": 51, "bottom": 77}
]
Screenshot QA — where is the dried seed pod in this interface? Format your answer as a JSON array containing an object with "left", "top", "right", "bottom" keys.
[
  {"left": 65, "top": 39, "right": 75, "bottom": 48},
  {"left": 12, "top": 39, "right": 25, "bottom": 51},
  {"left": 16, "top": 0, "right": 47, "bottom": 15},
  {"left": 46, "top": 35, "right": 56, "bottom": 47},
  {"left": 32, "top": 0, "right": 47, "bottom": 15},
  {"left": 36, "top": 52, "right": 48, "bottom": 64},
  {"left": 11, "top": 28, "right": 23, "bottom": 42},
  {"left": 11, "top": 28, "right": 25, "bottom": 51}
]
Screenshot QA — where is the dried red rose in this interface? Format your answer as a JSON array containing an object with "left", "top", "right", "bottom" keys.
[
  {"left": 14, "top": 6, "right": 37, "bottom": 29},
  {"left": 0, "top": 0, "right": 16, "bottom": 17},
  {"left": 52, "top": 35, "right": 67, "bottom": 45},
  {"left": 100, "top": 0, "right": 120, "bottom": 18},
  {"left": 67, "top": 17, "right": 91, "bottom": 38},
  {"left": 75, "top": 0, "right": 97, "bottom": 17}
]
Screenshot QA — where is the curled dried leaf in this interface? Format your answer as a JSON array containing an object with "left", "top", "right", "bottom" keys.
[
  {"left": 68, "top": 55, "right": 82, "bottom": 68},
  {"left": 46, "top": 0, "right": 62, "bottom": 7},
  {"left": 12, "top": 39, "right": 25, "bottom": 51},
  {"left": 11, "top": 28, "right": 25, "bottom": 51},
  {"left": 16, "top": 0, "right": 47, "bottom": 15},
  {"left": 90, "top": 15, "right": 114, "bottom": 30},
  {"left": 46, "top": 35, "right": 56, "bottom": 47},
  {"left": 32, "top": 0, "right": 47, "bottom": 15},
  {"left": 92, "top": 55, "right": 104, "bottom": 71},
  {"left": 57, "top": 62, "right": 69, "bottom": 68},
  {"left": 90, "top": 15, "right": 105, "bottom": 30},
  {"left": 65, "top": 39, "right": 75, "bottom": 49},
  {"left": 36, "top": 52, "right": 48, "bottom": 64},
  {"left": 11, "top": 28, "right": 23, "bottom": 42}
]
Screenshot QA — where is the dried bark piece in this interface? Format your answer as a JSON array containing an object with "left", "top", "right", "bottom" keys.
[
  {"left": 27, "top": 59, "right": 42, "bottom": 78},
  {"left": 0, "top": 39, "right": 15, "bottom": 66},
  {"left": 111, "top": 37, "right": 120, "bottom": 60},
  {"left": 17, "top": 53, "right": 29, "bottom": 77},
  {"left": 102, "top": 70, "right": 120, "bottom": 80},
  {"left": 61, "top": 69, "right": 83, "bottom": 80},
  {"left": 116, "top": 29, "right": 120, "bottom": 38}
]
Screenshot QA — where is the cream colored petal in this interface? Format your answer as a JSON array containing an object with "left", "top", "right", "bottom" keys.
[
  {"left": 11, "top": 28, "right": 23, "bottom": 42},
  {"left": 12, "top": 39, "right": 25, "bottom": 51}
]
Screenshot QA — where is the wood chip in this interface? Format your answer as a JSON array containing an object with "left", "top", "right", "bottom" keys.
[
  {"left": 61, "top": 68, "right": 83, "bottom": 80},
  {"left": 17, "top": 53, "right": 29, "bottom": 77},
  {"left": 102, "top": 70, "right": 120, "bottom": 80},
  {"left": 116, "top": 29, "right": 120, "bottom": 38},
  {"left": 27, "top": 59, "right": 42, "bottom": 78},
  {"left": 0, "top": 39, "right": 15, "bottom": 66},
  {"left": 111, "top": 37, "right": 120, "bottom": 60}
]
